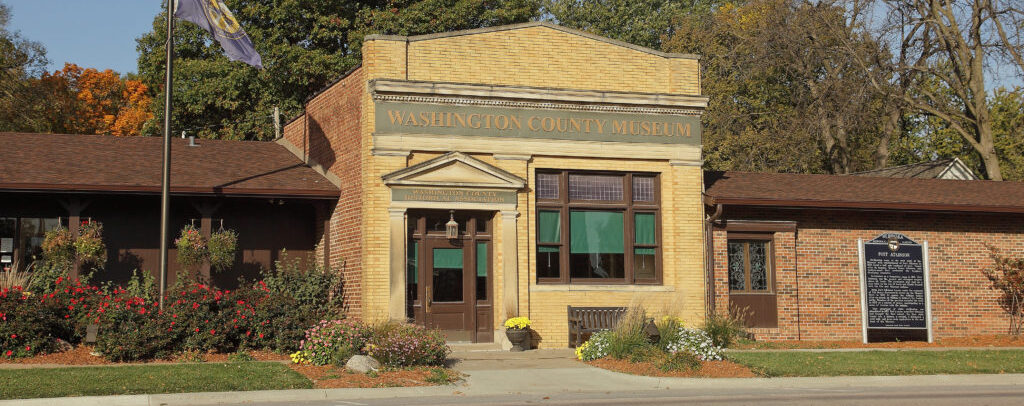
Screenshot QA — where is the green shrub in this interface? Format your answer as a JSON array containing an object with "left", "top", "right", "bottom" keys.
[
  {"left": 702, "top": 310, "right": 749, "bottom": 348},
  {"left": 261, "top": 253, "right": 343, "bottom": 314},
  {"left": 97, "top": 315, "right": 178, "bottom": 362},
  {"left": 655, "top": 316, "right": 684, "bottom": 352},
  {"left": 364, "top": 323, "right": 449, "bottom": 367},
  {"left": 658, "top": 351, "right": 701, "bottom": 372}
]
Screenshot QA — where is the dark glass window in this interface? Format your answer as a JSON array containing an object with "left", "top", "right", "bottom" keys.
[
  {"left": 727, "top": 240, "right": 772, "bottom": 293},
  {"left": 432, "top": 248, "right": 463, "bottom": 302},
  {"left": 476, "top": 242, "right": 488, "bottom": 301}
]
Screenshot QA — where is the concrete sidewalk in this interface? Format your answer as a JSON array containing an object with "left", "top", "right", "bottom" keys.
[{"left": 4, "top": 349, "right": 1024, "bottom": 406}]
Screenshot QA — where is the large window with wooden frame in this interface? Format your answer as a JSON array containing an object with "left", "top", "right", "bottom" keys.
[{"left": 535, "top": 171, "right": 660, "bottom": 284}]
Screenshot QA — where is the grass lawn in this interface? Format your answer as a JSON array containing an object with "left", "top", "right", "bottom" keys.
[
  {"left": 0, "top": 362, "right": 313, "bottom": 400},
  {"left": 729, "top": 350, "right": 1024, "bottom": 377}
]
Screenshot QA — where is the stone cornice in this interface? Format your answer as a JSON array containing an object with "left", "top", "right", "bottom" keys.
[{"left": 370, "top": 80, "right": 707, "bottom": 115}]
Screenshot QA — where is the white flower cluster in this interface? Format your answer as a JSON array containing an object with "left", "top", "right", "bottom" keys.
[
  {"left": 664, "top": 327, "right": 724, "bottom": 361},
  {"left": 576, "top": 330, "right": 613, "bottom": 361}
]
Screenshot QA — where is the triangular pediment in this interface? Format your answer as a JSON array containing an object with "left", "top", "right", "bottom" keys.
[{"left": 382, "top": 152, "right": 525, "bottom": 189}]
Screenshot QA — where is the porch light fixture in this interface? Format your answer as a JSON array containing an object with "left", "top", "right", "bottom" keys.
[{"left": 446, "top": 210, "right": 459, "bottom": 239}]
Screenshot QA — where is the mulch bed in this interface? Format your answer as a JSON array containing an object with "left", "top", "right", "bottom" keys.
[
  {"left": 588, "top": 358, "right": 757, "bottom": 378},
  {"left": 732, "top": 335, "right": 1024, "bottom": 350},
  {"left": 288, "top": 364, "right": 453, "bottom": 388}
]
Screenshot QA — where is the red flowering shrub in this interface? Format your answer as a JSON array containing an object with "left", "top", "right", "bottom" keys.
[
  {"left": 364, "top": 323, "right": 449, "bottom": 367},
  {"left": 0, "top": 288, "right": 60, "bottom": 358},
  {"left": 0, "top": 263, "right": 344, "bottom": 361}
]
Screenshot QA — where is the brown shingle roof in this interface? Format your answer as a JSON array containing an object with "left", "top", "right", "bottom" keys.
[
  {"left": 0, "top": 132, "right": 339, "bottom": 198},
  {"left": 849, "top": 158, "right": 979, "bottom": 180},
  {"left": 704, "top": 171, "right": 1024, "bottom": 213}
]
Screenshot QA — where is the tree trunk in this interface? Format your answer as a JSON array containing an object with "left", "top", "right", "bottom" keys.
[
  {"left": 978, "top": 129, "right": 1003, "bottom": 181},
  {"left": 874, "top": 105, "right": 901, "bottom": 169}
]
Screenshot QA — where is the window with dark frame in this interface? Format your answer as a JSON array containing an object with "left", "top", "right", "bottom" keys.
[
  {"left": 727, "top": 238, "right": 773, "bottom": 293},
  {"left": 535, "top": 170, "right": 660, "bottom": 284}
]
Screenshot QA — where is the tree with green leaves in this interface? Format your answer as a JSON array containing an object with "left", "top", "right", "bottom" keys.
[
  {"left": 0, "top": 3, "right": 50, "bottom": 133},
  {"left": 136, "top": 0, "right": 540, "bottom": 140},
  {"left": 664, "top": 0, "right": 890, "bottom": 174},
  {"left": 542, "top": 0, "right": 723, "bottom": 50}
]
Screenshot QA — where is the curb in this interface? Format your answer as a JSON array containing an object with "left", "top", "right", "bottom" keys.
[
  {"left": 0, "top": 386, "right": 460, "bottom": 406},
  {"left": 726, "top": 346, "right": 1024, "bottom": 353}
]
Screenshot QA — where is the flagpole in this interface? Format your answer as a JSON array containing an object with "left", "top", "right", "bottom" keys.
[{"left": 158, "top": 0, "right": 175, "bottom": 311}]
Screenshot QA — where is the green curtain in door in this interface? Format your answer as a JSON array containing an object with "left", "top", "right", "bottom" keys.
[
  {"left": 476, "top": 243, "right": 488, "bottom": 277},
  {"left": 433, "top": 248, "right": 463, "bottom": 268}
]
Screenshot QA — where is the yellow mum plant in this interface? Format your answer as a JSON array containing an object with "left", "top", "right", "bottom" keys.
[{"left": 503, "top": 317, "right": 532, "bottom": 330}]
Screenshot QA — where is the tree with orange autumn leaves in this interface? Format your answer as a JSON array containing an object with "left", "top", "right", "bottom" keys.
[{"left": 36, "top": 63, "right": 153, "bottom": 136}]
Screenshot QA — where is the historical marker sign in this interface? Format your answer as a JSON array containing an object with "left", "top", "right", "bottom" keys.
[{"left": 859, "top": 233, "right": 932, "bottom": 341}]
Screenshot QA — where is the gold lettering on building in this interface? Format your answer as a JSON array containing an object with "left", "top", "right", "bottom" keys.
[
  {"left": 384, "top": 109, "right": 692, "bottom": 138},
  {"left": 401, "top": 188, "right": 511, "bottom": 204}
]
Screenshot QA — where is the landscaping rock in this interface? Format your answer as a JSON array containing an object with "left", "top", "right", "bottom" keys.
[
  {"left": 345, "top": 355, "right": 381, "bottom": 374},
  {"left": 54, "top": 338, "right": 73, "bottom": 353}
]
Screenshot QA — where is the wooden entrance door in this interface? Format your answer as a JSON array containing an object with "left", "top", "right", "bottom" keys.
[{"left": 407, "top": 210, "right": 493, "bottom": 342}]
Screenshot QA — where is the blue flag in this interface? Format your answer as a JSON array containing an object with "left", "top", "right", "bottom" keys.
[{"left": 174, "top": 0, "right": 263, "bottom": 69}]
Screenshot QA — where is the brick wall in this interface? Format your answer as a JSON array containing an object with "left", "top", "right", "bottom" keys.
[
  {"left": 713, "top": 207, "right": 1024, "bottom": 341},
  {"left": 281, "top": 69, "right": 365, "bottom": 316}
]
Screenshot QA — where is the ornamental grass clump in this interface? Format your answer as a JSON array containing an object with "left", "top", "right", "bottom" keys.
[
  {"left": 364, "top": 322, "right": 449, "bottom": 367},
  {"left": 298, "top": 319, "right": 373, "bottom": 366}
]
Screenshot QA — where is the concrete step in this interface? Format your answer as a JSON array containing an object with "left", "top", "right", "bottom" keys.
[{"left": 448, "top": 342, "right": 504, "bottom": 352}]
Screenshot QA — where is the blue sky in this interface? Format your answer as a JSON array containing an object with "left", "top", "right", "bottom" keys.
[{"left": 5, "top": 0, "right": 161, "bottom": 75}]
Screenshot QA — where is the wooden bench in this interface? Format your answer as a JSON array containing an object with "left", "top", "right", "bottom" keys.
[{"left": 567, "top": 306, "right": 627, "bottom": 347}]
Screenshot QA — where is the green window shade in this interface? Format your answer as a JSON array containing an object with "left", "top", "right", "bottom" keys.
[
  {"left": 538, "top": 246, "right": 560, "bottom": 253},
  {"left": 407, "top": 241, "right": 418, "bottom": 283},
  {"left": 476, "top": 243, "right": 488, "bottom": 277},
  {"left": 569, "top": 211, "right": 624, "bottom": 254},
  {"left": 538, "top": 210, "right": 561, "bottom": 243},
  {"left": 433, "top": 248, "right": 463, "bottom": 268},
  {"left": 634, "top": 213, "right": 656, "bottom": 245},
  {"left": 634, "top": 248, "right": 656, "bottom": 255}
]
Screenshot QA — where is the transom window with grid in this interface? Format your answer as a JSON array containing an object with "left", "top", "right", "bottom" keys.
[
  {"left": 727, "top": 237, "right": 773, "bottom": 293},
  {"left": 535, "top": 170, "right": 660, "bottom": 284}
]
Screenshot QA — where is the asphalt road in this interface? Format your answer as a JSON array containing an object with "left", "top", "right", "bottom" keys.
[{"left": 202, "top": 383, "right": 1024, "bottom": 406}]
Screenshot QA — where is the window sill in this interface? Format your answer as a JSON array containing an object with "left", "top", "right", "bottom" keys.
[{"left": 530, "top": 284, "right": 674, "bottom": 293}]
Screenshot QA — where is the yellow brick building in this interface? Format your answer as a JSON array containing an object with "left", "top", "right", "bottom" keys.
[{"left": 283, "top": 22, "right": 708, "bottom": 348}]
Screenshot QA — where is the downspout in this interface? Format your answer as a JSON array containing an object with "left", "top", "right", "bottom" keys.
[
  {"left": 704, "top": 196, "right": 723, "bottom": 318},
  {"left": 794, "top": 227, "right": 802, "bottom": 341}
]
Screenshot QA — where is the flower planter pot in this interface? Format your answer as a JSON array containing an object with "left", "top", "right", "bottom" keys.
[{"left": 505, "top": 328, "right": 530, "bottom": 351}]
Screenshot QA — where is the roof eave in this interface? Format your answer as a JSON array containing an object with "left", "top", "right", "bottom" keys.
[
  {"left": 704, "top": 196, "right": 1024, "bottom": 214},
  {"left": 0, "top": 183, "right": 340, "bottom": 200}
]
